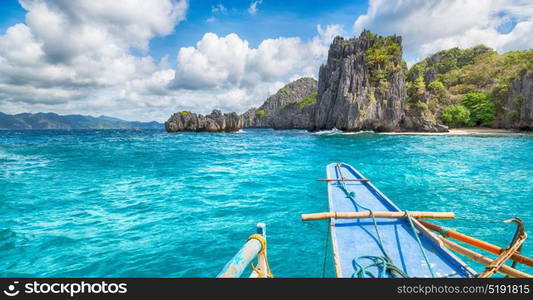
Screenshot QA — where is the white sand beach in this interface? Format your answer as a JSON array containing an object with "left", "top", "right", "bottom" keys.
[{"left": 379, "top": 127, "right": 530, "bottom": 136}]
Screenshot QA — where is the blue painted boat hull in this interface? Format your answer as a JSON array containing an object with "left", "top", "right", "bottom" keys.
[{"left": 327, "top": 163, "right": 476, "bottom": 278}]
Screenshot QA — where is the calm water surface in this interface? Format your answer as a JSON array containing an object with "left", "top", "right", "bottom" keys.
[{"left": 1, "top": 129, "right": 532, "bottom": 277}]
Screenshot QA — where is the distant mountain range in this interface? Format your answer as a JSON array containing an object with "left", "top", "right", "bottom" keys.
[{"left": 0, "top": 112, "right": 163, "bottom": 130}]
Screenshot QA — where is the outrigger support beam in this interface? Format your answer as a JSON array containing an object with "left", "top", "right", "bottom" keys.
[
  {"left": 217, "top": 223, "right": 270, "bottom": 278},
  {"left": 301, "top": 211, "right": 455, "bottom": 221},
  {"left": 418, "top": 219, "right": 533, "bottom": 267},
  {"left": 436, "top": 236, "right": 532, "bottom": 278},
  {"left": 317, "top": 178, "right": 369, "bottom": 182}
]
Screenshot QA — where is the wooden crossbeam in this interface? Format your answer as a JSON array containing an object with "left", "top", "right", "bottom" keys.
[
  {"left": 316, "top": 178, "right": 369, "bottom": 182},
  {"left": 301, "top": 211, "right": 455, "bottom": 221}
]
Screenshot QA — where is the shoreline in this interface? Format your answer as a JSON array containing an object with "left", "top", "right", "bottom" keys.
[{"left": 380, "top": 127, "right": 531, "bottom": 136}]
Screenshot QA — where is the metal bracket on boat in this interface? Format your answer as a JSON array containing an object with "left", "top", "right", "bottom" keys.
[
  {"left": 478, "top": 217, "right": 527, "bottom": 278},
  {"left": 506, "top": 217, "right": 526, "bottom": 272}
]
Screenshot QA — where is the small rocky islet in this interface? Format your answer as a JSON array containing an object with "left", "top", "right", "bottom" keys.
[
  {"left": 165, "top": 30, "right": 532, "bottom": 133},
  {"left": 165, "top": 110, "right": 242, "bottom": 133}
]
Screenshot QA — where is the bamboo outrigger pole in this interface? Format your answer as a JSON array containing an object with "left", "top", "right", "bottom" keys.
[
  {"left": 301, "top": 211, "right": 455, "bottom": 221},
  {"left": 435, "top": 236, "right": 532, "bottom": 278},
  {"left": 418, "top": 219, "right": 533, "bottom": 267}
]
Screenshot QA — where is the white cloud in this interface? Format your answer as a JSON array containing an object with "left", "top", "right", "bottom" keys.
[
  {"left": 248, "top": 0, "right": 263, "bottom": 15},
  {"left": 0, "top": 0, "right": 343, "bottom": 121},
  {"left": 172, "top": 25, "right": 342, "bottom": 91},
  {"left": 0, "top": 0, "right": 188, "bottom": 121},
  {"left": 206, "top": 3, "right": 228, "bottom": 22},
  {"left": 166, "top": 25, "right": 342, "bottom": 114},
  {"left": 212, "top": 4, "right": 228, "bottom": 14},
  {"left": 113, "top": 24, "right": 343, "bottom": 118},
  {"left": 2, "top": 0, "right": 533, "bottom": 122},
  {"left": 354, "top": 0, "right": 533, "bottom": 62},
  {"left": 79, "top": 23, "right": 342, "bottom": 119}
]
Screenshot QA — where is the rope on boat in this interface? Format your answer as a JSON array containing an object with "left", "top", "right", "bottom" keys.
[
  {"left": 247, "top": 234, "right": 274, "bottom": 278},
  {"left": 405, "top": 211, "right": 436, "bottom": 277},
  {"left": 322, "top": 219, "right": 331, "bottom": 278},
  {"left": 335, "top": 164, "right": 408, "bottom": 278},
  {"left": 352, "top": 255, "right": 409, "bottom": 278}
]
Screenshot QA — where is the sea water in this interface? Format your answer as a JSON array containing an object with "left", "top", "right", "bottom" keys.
[{"left": 0, "top": 129, "right": 532, "bottom": 277}]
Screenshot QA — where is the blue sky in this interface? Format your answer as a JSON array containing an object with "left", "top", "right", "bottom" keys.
[
  {"left": 0, "top": 1, "right": 25, "bottom": 33},
  {"left": 150, "top": 0, "right": 366, "bottom": 61},
  {"left": 0, "top": 0, "right": 531, "bottom": 121},
  {"left": 1, "top": 0, "right": 367, "bottom": 63}
]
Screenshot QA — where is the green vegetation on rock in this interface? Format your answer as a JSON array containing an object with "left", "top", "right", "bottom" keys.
[
  {"left": 461, "top": 92, "right": 496, "bottom": 126},
  {"left": 415, "top": 101, "right": 429, "bottom": 110},
  {"left": 507, "top": 111, "right": 520, "bottom": 121},
  {"left": 298, "top": 92, "right": 317, "bottom": 108},
  {"left": 440, "top": 105, "right": 470, "bottom": 127},
  {"left": 256, "top": 110, "right": 265, "bottom": 118},
  {"left": 365, "top": 34, "right": 402, "bottom": 83},
  {"left": 367, "top": 91, "right": 376, "bottom": 104},
  {"left": 407, "top": 45, "right": 494, "bottom": 82},
  {"left": 407, "top": 76, "right": 426, "bottom": 103},
  {"left": 278, "top": 87, "right": 289, "bottom": 98},
  {"left": 406, "top": 44, "right": 532, "bottom": 128},
  {"left": 446, "top": 50, "right": 532, "bottom": 100},
  {"left": 428, "top": 80, "right": 445, "bottom": 93},
  {"left": 180, "top": 111, "right": 190, "bottom": 116}
]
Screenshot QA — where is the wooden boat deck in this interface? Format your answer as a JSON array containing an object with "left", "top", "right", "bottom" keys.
[{"left": 326, "top": 163, "right": 476, "bottom": 278}]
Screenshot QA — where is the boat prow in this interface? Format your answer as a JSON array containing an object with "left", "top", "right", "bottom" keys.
[{"left": 325, "top": 163, "right": 476, "bottom": 278}]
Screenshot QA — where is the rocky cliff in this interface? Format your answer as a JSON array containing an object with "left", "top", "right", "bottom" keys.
[
  {"left": 165, "top": 78, "right": 317, "bottom": 133},
  {"left": 406, "top": 45, "right": 532, "bottom": 130},
  {"left": 165, "top": 32, "right": 532, "bottom": 133},
  {"left": 497, "top": 71, "right": 533, "bottom": 130},
  {"left": 165, "top": 109, "right": 243, "bottom": 132},
  {"left": 242, "top": 78, "right": 317, "bottom": 129},
  {"left": 311, "top": 31, "right": 432, "bottom": 132}
]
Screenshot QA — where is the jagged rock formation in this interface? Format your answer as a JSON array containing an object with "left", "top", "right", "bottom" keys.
[
  {"left": 165, "top": 33, "right": 533, "bottom": 133},
  {"left": 242, "top": 78, "right": 318, "bottom": 129},
  {"left": 165, "top": 109, "right": 243, "bottom": 132},
  {"left": 497, "top": 71, "right": 533, "bottom": 130},
  {"left": 164, "top": 78, "right": 317, "bottom": 133},
  {"left": 400, "top": 109, "right": 448, "bottom": 132},
  {"left": 311, "top": 30, "right": 443, "bottom": 132}
]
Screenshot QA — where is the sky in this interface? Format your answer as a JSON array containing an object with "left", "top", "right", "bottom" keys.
[{"left": 0, "top": 0, "right": 532, "bottom": 122}]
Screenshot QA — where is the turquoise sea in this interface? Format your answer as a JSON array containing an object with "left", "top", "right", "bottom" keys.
[{"left": 1, "top": 129, "right": 532, "bottom": 277}]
